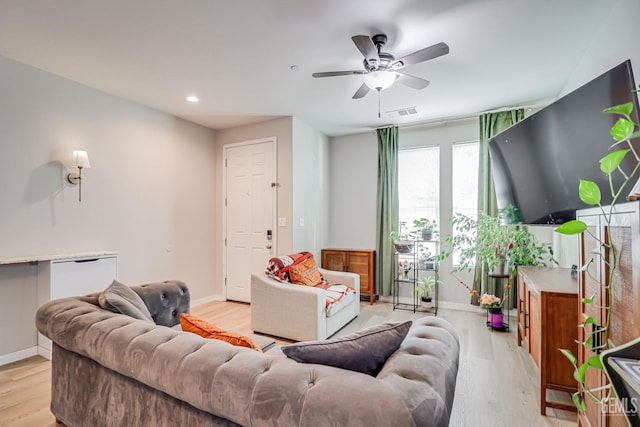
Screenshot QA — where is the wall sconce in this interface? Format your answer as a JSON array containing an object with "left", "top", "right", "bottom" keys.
[{"left": 67, "top": 150, "right": 90, "bottom": 202}]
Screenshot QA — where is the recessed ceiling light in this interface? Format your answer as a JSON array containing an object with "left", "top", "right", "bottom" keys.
[{"left": 186, "top": 95, "right": 199, "bottom": 103}]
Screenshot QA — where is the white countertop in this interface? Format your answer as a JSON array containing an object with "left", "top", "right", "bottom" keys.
[{"left": 0, "top": 251, "right": 117, "bottom": 265}]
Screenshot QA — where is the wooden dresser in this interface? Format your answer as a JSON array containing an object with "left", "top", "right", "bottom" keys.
[
  {"left": 517, "top": 266, "right": 578, "bottom": 415},
  {"left": 321, "top": 249, "right": 375, "bottom": 304}
]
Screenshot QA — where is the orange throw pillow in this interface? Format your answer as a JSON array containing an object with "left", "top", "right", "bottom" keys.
[
  {"left": 289, "top": 255, "right": 322, "bottom": 287},
  {"left": 179, "top": 314, "right": 262, "bottom": 352}
]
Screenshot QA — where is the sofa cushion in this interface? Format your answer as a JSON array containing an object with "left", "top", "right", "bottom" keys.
[
  {"left": 281, "top": 320, "right": 412, "bottom": 376},
  {"left": 98, "top": 280, "right": 154, "bottom": 322},
  {"left": 180, "top": 314, "right": 263, "bottom": 352},
  {"left": 289, "top": 255, "right": 323, "bottom": 286}
]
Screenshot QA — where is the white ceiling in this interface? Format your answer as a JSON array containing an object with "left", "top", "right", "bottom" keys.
[{"left": 0, "top": 1, "right": 618, "bottom": 137}]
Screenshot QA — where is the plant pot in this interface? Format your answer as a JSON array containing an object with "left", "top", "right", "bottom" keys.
[
  {"left": 421, "top": 297, "right": 434, "bottom": 309},
  {"left": 488, "top": 306, "right": 504, "bottom": 328},
  {"left": 421, "top": 229, "right": 433, "bottom": 241},
  {"left": 491, "top": 260, "right": 508, "bottom": 276},
  {"left": 422, "top": 261, "right": 436, "bottom": 270},
  {"left": 394, "top": 241, "right": 414, "bottom": 254}
]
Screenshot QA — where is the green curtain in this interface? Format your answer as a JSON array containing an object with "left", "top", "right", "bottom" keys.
[
  {"left": 375, "top": 126, "right": 399, "bottom": 297},
  {"left": 472, "top": 110, "right": 524, "bottom": 308}
]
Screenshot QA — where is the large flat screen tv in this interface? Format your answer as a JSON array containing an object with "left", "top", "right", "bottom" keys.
[{"left": 489, "top": 60, "right": 640, "bottom": 225}]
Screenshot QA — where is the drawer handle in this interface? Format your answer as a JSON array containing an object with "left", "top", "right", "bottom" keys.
[
  {"left": 519, "top": 299, "right": 524, "bottom": 313},
  {"left": 524, "top": 312, "right": 529, "bottom": 329},
  {"left": 592, "top": 323, "right": 602, "bottom": 354},
  {"left": 74, "top": 258, "right": 100, "bottom": 263}
]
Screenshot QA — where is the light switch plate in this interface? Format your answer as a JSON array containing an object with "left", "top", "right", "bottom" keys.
[{"left": 278, "top": 217, "right": 286, "bottom": 227}]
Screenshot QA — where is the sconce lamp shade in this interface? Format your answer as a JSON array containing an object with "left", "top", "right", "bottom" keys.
[
  {"left": 72, "top": 150, "right": 90, "bottom": 169},
  {"left": 363, "top": 70, "right": 397, "bottom": 91}
]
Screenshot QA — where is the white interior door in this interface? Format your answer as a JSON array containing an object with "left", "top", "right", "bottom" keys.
[{"left": 224, "top": 138, "right": 276, "bottom": 302}]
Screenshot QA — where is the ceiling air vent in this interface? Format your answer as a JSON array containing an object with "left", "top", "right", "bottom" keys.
[{"left": 386, "top": 106, "right": 418, "bottom": 118}]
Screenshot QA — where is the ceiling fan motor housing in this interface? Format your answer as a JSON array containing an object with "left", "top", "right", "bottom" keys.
[{"left": 364, "top": 34, "right": 395, "bottom": 71}]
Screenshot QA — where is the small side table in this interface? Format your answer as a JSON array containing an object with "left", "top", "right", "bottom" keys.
[{"left": 486, "top": 273, "right": 511, "bottom": 331}]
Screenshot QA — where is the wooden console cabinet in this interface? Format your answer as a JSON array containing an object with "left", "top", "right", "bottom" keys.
[
  {"left": 321, "top": 249, "right": 375, "bottom": 304},
  {"left": 517, "top": 266, "right": 578, "bottom": 415}
]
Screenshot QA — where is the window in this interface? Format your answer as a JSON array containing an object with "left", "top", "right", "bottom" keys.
[
  {"left": 451, "top": 142, "right": 479, "bottom": 265},
  {"left": 398, "top": 146, "right": 439, "bottom": 231},
  {"left": 452, "top": 142, "right": 479, "bottom": 219},
  {"left": 398, "top": 141, "right": 479, "bottom": 266}
]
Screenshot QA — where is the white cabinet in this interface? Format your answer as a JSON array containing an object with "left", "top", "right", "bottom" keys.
[
  {"left": 0, "top": 252, "right": 117, "bottom": 365},
  {"left": 40, "top": 255, "right": 118, "bottom": 301},
  {"left": 36, "top": 254, "right": 117, "bottom": 358}
]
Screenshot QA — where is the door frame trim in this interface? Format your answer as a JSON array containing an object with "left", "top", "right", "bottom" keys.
[{"left": 222, "top": 136, "right": 278, "bottom": 301}]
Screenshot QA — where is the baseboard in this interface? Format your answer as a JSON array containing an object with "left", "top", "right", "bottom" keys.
[
  {"left": 0, "top": 346, "right": 38, "bottom": 367},
  {"left": 38, "top": 345, "right": 51, "bottom": 360},
  {"left": 191, "top": 294, "right": 225, "bottom": 308}
]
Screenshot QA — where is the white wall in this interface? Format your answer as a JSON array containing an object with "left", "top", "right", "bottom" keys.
[
  {"left": 292, "top": 117, "right": 330, "bottom": 256},
  {"left": 0, "top": 56, "right": 217, "bottom": 300},
  {"left": 328, "top": 132, "right": 378, "bottom": 250},
  {"left": 561, "top": 0, "right": 640, "bottom": 97}
]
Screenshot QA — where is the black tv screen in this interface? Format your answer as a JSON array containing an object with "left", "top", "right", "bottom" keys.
[{"left": 489, "top": 60, "right": 640, "bottom": 225}]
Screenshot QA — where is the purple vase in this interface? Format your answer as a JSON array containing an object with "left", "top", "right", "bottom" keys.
[{"left": 488, "top": 306, "right": 504, "bottom": 328}]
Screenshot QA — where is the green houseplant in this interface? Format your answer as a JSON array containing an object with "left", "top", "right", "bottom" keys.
[
  {"left": 412, "top": 218, "right": 437, "bottom": 241},
  {"left": 413, "top": 275, "right": 437, "bottom": 308},
  {"left": 389, "top": 221, "right": 414, "bottom": 253},
  {"left": 440, "top": 212, "right": 553, "bottom": 276},
  {"left": 555, "top": 100, "right": 640, "bottom": 414}
]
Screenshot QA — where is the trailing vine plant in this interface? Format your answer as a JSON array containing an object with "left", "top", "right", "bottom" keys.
[{"left": 555, "top": 98, "right": 640, "bottom": 412}]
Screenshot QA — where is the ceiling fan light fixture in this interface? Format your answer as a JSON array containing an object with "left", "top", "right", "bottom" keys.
[{"left": 364, "top": 70, "right": 396, "bottom": 91}]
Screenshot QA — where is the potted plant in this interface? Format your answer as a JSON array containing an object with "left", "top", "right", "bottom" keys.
[
  {"left": 439, "top": 212, "right": 553, "bottom": 276},
  {"left": 478, "top": 293, "right": 505, "bottom": 328},
  {"left": 389, "top": 221, "right": 414, "bottom": 253},
  {"left": 413, "top": 275, "right": 437, "bottom": 309},
  {"left": 412, "top": 218, "right": 437, "bottom": 241},
  {"left": 418, "top": 248, "right": 436, "bottom": 270}
]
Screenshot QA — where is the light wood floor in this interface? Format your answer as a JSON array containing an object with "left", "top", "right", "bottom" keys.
[{"left": 0, "top": 301, "right": 578, "bottom": 426}]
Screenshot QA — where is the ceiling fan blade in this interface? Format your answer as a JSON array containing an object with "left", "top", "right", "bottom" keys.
[
  {"left": 351, "top": 35, "right": 379, "bottom": 64},
  {"left": 312, "top": 70, "right": 366, "bottom": 78},
  {"left": 396, "top": 72, "right": 430, "bottom": 90},
  {"left": 352, "top": 83, "right": 370, "bottom": 99},
  {"left": 391, "top": 42, "right": 449, "bottom": 69}
]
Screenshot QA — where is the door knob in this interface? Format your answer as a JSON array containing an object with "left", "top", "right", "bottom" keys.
[{"left": 266, "top": 245, "right": 272, "bottom": 249}]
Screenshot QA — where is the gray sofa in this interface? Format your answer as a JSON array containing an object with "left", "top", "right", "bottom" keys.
[{"left": 36, "top": 281, "right": 460, "bottom": 427}]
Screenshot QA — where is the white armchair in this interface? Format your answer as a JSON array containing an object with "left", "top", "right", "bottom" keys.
[{"left": 250, "top": 268, "right": 360, "bottom": 341}]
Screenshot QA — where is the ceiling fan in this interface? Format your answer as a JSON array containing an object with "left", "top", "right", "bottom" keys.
[{"left": 312, "top": 34, "right": 449, "bottom": 99}]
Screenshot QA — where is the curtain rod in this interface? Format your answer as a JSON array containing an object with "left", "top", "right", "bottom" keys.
[{"left": 373, "top": 98, "right": 551, "bottom": 132}]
